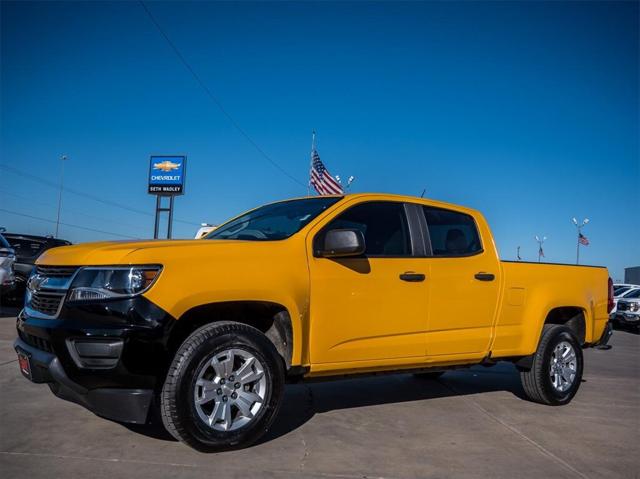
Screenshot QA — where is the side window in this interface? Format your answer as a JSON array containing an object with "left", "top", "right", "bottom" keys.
[
  {"left": 423, "top": 206, "right": 481, "bottom": 256},
  {"left": 319, "top": 202, "right": 411, "bottom": 256}
]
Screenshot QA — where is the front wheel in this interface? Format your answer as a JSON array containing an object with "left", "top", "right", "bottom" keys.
[
  {"left": 520, "top": 324, "right": 583, "bottom": 405},
  {"left": 160, "top": 322, "right": 285, "bottom": 451}
]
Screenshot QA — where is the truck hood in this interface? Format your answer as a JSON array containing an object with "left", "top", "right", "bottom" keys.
[{"left": 36, "top": 239, "right": 251, "bottom": 266}]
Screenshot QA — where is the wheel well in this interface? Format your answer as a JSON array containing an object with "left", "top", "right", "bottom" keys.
[
  {"left": 544, "top": 307, "right": 586, "bottom": 344},
  {"left": 167, "top": 301, "right": 294, "bottom": 370}
]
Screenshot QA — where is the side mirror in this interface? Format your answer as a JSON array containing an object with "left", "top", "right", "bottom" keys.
[{"left": 316, "top": 229, "right": 366, "bottom": 258}]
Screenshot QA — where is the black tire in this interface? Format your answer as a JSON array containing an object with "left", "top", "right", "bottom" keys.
[
  {"left": 520, "top": 324, "right": 583, "bottom": 406},
  {"left": 413, "top": 371, "right": 445, "bottom": 380},
  {"left": 160, "top": 321, "right": 285, "bottom": 451}
]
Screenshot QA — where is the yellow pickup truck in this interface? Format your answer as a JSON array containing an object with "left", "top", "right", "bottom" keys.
[{"left": 14, "top": 193, "right": 614, "bottom": 451}]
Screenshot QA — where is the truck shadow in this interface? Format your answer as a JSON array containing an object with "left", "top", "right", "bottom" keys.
[
  {"left": 260, "top": 361, "right": 528, "bottom": 445},
  {"left": 123, "top": 362, "right": 527, "bottom": 445}
]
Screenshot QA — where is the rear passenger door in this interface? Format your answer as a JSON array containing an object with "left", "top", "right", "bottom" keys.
[{"left": 420, "top": 206, "right": 500, "bottom": 357}]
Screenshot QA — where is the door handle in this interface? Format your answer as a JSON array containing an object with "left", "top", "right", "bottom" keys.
[
  {"left": 474, "top": 272, "right": 495, "bottom": 281},
  {"left": 399, "top": 272, "right": 426, "bottom": 282}
]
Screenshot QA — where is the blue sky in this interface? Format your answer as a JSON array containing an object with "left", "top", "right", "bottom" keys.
[{"left": 1, "top": 1, "right": 638, "bottom": 280}]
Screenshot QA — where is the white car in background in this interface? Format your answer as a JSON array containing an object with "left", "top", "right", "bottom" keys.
[
  {"left": 612, "top": 288, "right": 640, "bottom": 332},
  {"left": 613, "top": 283, "right": 639, "bottom": 296},
  {"left": 195, "top": 223, "right": 217, "bottom": 239},
  {"left": 610, "top": 286, "right": 640, "bottom": 316},
  {"left": 0, "top": 233, "right": 16, "bottom": 300}
]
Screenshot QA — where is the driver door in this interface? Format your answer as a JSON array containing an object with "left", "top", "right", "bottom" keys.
[{"left": 308, "top": 200, "right": 429, "bottom": 366}]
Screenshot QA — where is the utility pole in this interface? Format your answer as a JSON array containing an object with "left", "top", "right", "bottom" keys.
[
  {"left": 55, "top": 155, "right": 68, "bottom": 237},
  {"left": 572, "top": 217, "right": 589, "bottom": 265}
]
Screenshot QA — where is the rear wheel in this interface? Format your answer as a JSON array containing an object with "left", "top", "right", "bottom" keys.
[
  {"left": 160, "top": 322, "right": 284, "bottom": 451},
  {"left": 520, "top": 324, "right": 583, "bottom": 405}
]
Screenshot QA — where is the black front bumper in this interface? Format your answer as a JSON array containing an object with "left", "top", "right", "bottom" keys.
[
  {"left": 15, "top": 337, "right": 153, "bottom": 423},
  {"left": 14, "top": 296, "right": 176, "bottom": 424}
]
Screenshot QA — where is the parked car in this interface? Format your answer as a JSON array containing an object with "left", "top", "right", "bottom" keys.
[
  {"left": 195, "top": 223, "right": 217, "bottom": 239},
  {"left": 610, "top": 287, "right": 640, "bottom": 316},
  {"left": 0, "top": 233, "right": 16, "bottom": 300},
  {"left": 2, "top": 233, "right": 71, "bottom": 302},
  {"left": 14, "top": 193, "right": 613, "bottom": 451},
  {"left": 613, "top": 283, "right": 639, "bottom": 296},
  {"left": 612, "top": 288, "right": 640, "bottom": 331}
]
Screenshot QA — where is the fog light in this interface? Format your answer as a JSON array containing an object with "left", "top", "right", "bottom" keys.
[{"left": 66, "top": 339, "right": 123, "bottom": 369}]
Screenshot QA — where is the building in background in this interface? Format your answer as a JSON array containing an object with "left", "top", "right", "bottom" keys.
[{"left": 625, "top": 266, "right": 640, "bottom": 285}]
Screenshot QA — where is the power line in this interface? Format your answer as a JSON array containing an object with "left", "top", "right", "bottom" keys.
[
  {"left": 0, "top": 164, "right": 200, "bottom": 226},
  {"left": 0, "top": 208, "right": 140, "bottom": 239},
  {"left": 138, "top": 1, "right": 306, "bottom": 188},
  {"left": 0, "top": 189, "right": 150, "bottom": 232}
]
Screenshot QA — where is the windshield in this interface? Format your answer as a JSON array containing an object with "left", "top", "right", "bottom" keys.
[
  {"left": 623, "top": 289, "right": 640, "bottom": 299},
  {"left": 4, "top": 237, "right": 46, "bottom": 259},
  {"left": 615, "top": 286, "right": 631, "bottom": 296},
  {"left": 206, "top": 197, "right": 342, "bottom": 241}
]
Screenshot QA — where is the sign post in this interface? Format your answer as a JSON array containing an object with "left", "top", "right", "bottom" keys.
[{"left": 148, "top": 155, "right": 186, "bottom": 239}]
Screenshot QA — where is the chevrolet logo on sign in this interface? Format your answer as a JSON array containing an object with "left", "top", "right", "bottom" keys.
[{"left": 153, "top": 160, "right": 180, "bottom": 172}]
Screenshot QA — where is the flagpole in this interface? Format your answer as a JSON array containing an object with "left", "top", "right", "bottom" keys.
[
  {"left": 572, "top": 217, "right": 589, "bottom": 265},
  {"left": 308, "top": 130, "right": 316, "bottom": 196}
]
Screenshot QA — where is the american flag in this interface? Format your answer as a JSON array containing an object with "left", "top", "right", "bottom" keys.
[
  {"left": 579, "top": 233, "right": 589, "bottom": 246},
  {"left": 310, "top": 150, "right": 343, "bottom": 195}
]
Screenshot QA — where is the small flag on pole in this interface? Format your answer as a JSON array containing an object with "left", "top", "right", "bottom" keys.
[
  {"left": 310, "top": 150, "right": 343, "bottom": 195},
  {"left": 579, "top": 233, "right": 589, "bottom": 246},
  {"left": 539, "top": 245, "right": 545, "bottom": 258}
]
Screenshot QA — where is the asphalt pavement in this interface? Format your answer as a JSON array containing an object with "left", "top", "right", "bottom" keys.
[{"left": 0, "top": 305, "right": 638, "bottom": 479}]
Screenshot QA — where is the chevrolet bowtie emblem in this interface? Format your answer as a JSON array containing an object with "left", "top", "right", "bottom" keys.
[
  {"left": 27, "top": 274, "right": 47, "bottom": 292},
  {"left": 153, "top": 160, "right": 180, "bottom": 172}
]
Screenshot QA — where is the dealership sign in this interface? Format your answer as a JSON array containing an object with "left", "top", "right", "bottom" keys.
[{"left": 148, "top": 155, "right": 186, "bottom": 195}]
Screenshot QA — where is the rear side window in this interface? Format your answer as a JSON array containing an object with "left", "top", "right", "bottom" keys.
[
  {"left": 320, "top": 201, "right": 411, "bottom": 256},
  {"left": 423, "top": 206, "right": 482, "bottom": 256}
]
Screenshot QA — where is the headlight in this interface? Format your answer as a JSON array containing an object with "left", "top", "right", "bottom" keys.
[
  {"left": 630, "top": 303, "right": 640, "bottom": 312},
  {"left": 67, "top": 266, "right": 162, "bottom": 302}
]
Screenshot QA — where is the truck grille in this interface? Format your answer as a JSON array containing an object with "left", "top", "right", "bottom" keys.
[
  {"left": 30, "top": 290, "right": 66, "bottom": 316},
  {"left": 27, "top": 265, "right": 79, "bottom": 318},
  {"left": 36, "top": 265, "right": 78, "bottom": 278}
]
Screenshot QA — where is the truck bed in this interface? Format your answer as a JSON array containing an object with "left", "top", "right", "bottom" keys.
[{"left": 490, "top": 260, "right": 609, "bottom": 358}]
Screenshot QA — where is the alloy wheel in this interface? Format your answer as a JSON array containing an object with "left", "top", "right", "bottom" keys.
[
  {"left": 549, "top": 340, "right": 577, "bottom": 392},
  {"left": 193, "top": 348, "right": 268, "bottom": 431}
]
